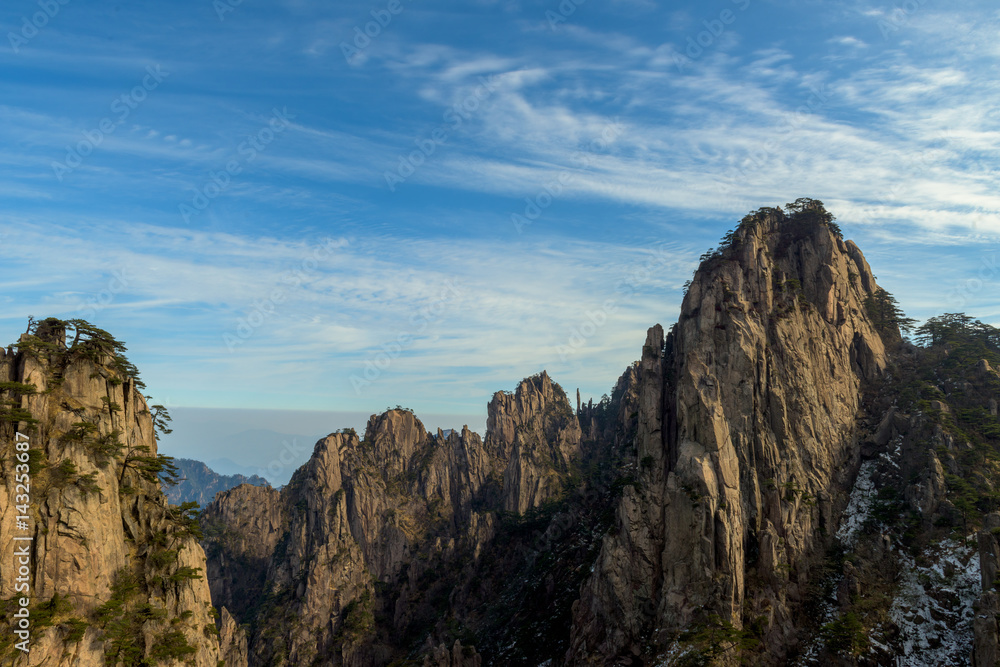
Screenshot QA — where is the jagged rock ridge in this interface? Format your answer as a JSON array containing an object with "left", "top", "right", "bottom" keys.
[
  {"left": 203, "top": 204, "right": 911, "bottom": 665},
  {"left": 202, "top": 371, "right": 582, "bottom": 665},
  {"left": 570, "top": 204, "right": 891, "bottom": 662}
]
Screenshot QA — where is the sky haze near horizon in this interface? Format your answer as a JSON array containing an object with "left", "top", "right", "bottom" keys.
[{"left": 1, "top": 0, "right": 998, "bottom": 463}]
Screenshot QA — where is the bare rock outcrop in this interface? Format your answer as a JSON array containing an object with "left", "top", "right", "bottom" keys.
[
  {"left": 904, "top": 449, "right": 947, "bottom": 517},
  {"left": 569, "top": 205, "right": 888, "bottom": 662},
  {"left": 487, "top": 371, "right": 582, "bottom": 513},
  {"left": 9, "top": 203, "right": 998, "bottom": 665},
  {"left": 218, "top": 606, "right": 249, "bottom": 667},
  {"left": 422, "top": 640, "right": 482, "bottom": 666},
  {"left": 202, "top": 482, "right": 288, "bottom": 616},
  {"left": 0, "top": 319, "right": 222, "bottom": 665}
]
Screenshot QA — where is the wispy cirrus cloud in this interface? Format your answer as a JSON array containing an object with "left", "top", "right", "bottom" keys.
[
  {"left": 0, "top": 0, "right": 997, "bottom": 430},
  {"left": 0, "top": 216, "right": 696, "bottom": 413}
]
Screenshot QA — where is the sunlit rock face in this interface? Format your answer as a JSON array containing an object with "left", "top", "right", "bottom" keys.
[
  {"left": 0, "top": 321, "right": 224, "bottom": 666},
  {"left": 569, "top": 206, "right": 889, "bottom": 663}
]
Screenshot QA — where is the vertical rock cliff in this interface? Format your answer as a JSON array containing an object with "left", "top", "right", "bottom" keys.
[
  {"left": 569, "top": 205, "right": 888, "bottom": 662},
  {"left": 974, "top": 514, "right": 1000, "bottom": 666},
  {"left": 0, "top": 319, "right": 223, "bottom": 666}
]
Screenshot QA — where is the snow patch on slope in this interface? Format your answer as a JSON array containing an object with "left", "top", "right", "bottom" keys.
[
  {"left": 889, "top": 537, "right": 980, "bottom": 665},
  {"left": 836, "top": 459, "right": 877, "bottom": 546},
  {"left": 836, "top": 438, "right": 902, "bottom": 547}
]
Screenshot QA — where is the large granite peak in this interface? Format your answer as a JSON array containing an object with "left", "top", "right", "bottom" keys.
[{"left": 569, "top": 203, "right": 889, "bottom": 661}]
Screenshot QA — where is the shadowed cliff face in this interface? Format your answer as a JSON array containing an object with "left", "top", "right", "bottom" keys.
[
  {"left": 0, "top": 321, "right": 227, "bottom": 666},
  {"left": 569, "top": 208, "right": 888, "bottom": 662},
  {"left": 201, "top": 372, "right": 582, "bottom": 665}
]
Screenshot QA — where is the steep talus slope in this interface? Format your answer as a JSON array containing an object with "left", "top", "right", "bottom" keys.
[
  {"left": 0, "top": 319, "right": 227, "bottom": 666},
  {"left": 569, "top": 205, "right": 888, "bottom": 662},
  {"left": 202, "top": 371, "right": 583, "bottom": 665}
]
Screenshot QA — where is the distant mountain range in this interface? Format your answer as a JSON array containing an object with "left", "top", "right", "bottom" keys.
[{"left": 165, "top": 458, "right": 270, "bottom": 507}]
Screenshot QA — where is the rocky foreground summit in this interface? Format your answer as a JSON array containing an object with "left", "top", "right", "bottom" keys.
[
  {"left": 0, "top": 319, "right": 234, "bottom": 665},
  {"left": 3, "top": 201, "right": 1000, "bottom": 665}
]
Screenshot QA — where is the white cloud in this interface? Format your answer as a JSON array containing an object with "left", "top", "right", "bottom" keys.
[
  {"left": 829, "top": 35, "right": 868, "bottom": 48},
  {"left": 352, "top": 16, "right": 1000, "bottom": 241},
  {"left": 0, "top": 217, "right": 696, "bottom": 412}
]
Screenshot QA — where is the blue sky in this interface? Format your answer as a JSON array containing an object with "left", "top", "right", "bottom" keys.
[{"left": 1, "top": 0, "right": 998, "bottom": 472}]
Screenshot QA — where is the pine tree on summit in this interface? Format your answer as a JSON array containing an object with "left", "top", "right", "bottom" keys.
[{"left": 785, "top": 198, "right": 843, "bottom": 239}]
